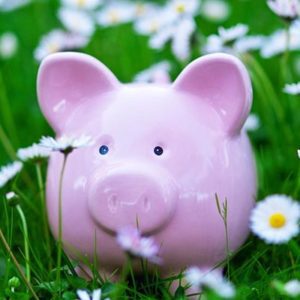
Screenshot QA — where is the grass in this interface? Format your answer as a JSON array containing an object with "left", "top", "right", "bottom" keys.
[{"left": 0, "top": 0, "right": 300, "bottom": 299}]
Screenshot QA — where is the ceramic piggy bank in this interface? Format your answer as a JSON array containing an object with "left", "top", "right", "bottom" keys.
[{"left": 37, "top": 52, "right": 256, "bottom": 279}]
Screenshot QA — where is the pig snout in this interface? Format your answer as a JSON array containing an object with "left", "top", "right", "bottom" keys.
[{"left": 88, "top": 165, "right": 178, "bottom": 234}]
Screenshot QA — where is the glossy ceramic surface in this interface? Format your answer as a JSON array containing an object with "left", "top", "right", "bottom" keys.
[{"left": 37, "top": 52, "right": 257, "bottom": 276}]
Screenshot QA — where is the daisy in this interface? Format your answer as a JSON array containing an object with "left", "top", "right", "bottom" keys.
[
  {"left": 134, "top": 61, "right": 171, "bottom": 83},
  {"left": 201, "top": 0, "right": 230, "bottom": 22},
  {"left": 218, "top": 24, "right": 248, "bottom": 43},
  {"left": 171, "top": 17, "right": 196, "bottom": 61},
  {"left": 283, "top": 82, "right": 300, "bottom": 95},
  {"left": 261, "top": 21, "right": 300, "bottom": 58},
  {"left": 150, "top": 17, "right": 197, "bottom": 61},
  {"left": 185, "top": 267, "right": 236, "bottom": 298},
  {"left": 39, "top": 135, "right": 94, "bottom": 154},
  {"left": 116, "top": 227, "right": 161, "bottom": 264},
  {"left": 77, "top": 289, "right": 110, "bottom": 300},
  {"left": 298, "top": 149, "right": 300, "bottom": 158},
  {"left": 17, "top": 143, "right": 51, "bottom": 162},
  {"left": 61, "top": 0, "right": 102, "bottom": 10},
  {"left": 202, "top": 24, "right": 251, "bottom": 55},
  {"left": 34, "top": 29, "right": 89, "bottom": 61},
  {"left": 0, "top": 32, "right": 18, "bottom": 59},
  {"left": 58, "top": 8, "right": 95, "bottom": 36},
  {"left": 250, "top": 194, "right": 300, "bottom": 244},
  {"left": 134, "top": 10, "right": 173, "bottom": 36},
  {"left": 202, "top": 34, "right": 227, "bottom": 53},
  {"left": 284, "top": 280, "right": 300, "bottom": 297},
  {"left": 0, "top": 161, "right": 23, "bottom": 189},
  {"left": 133, "top": 2, "right": 160, "bottom": 18},
  {"left": 96, "top": 2, "right": 135, "bottom": 27},
  {"left": 233, "top": 35, "right": 265, "bottom": 54},
  {"left": 244, "top": 114, "right": 260, "bottom": 132},
  {"left": 165, "top": 0, "right": 200, "bottom": 21},
  {"left": 267, "top": 0, "right": 300, "bottom": 20}
]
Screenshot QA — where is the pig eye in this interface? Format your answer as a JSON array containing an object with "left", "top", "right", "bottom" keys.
[
  {"left": 154, "top": 146, "right": 164, "bottom": 156},
  {"left": 99, "top": 145, "right": 109, "bottom": 155}
]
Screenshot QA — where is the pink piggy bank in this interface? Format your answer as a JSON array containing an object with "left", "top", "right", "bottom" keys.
[{"left": 37, "top": 52, "right": 256, "bottom": 279}]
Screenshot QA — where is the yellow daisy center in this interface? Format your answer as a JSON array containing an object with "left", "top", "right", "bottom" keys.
[
  {"left": 176, "top": 3, "right": 186, "bottom": 14},
  {"left": 136, "top": 4, "right": 145, "bottom": 16},
  {"left": 77, "top": 0, "right": 86, "bottom": 7},
  {"left": 269, "top": 213, "right": 286, "bottom": 228},
  {"left": 48, "top": 43, "right": 59, "bottom": 54},
  {"left": 109, "top": 10, "right": 120, "bottom": 23},
  {"left": 149, "top": 21, "right": 158, "bottom": 33}
]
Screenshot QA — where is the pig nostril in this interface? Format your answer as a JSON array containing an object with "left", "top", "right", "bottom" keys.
[
  {"left": 108, "top": 194, "right": 118, "bottom": 212},
  {"left": 143, "top": 197, "right": 151, "bottom": 212}
]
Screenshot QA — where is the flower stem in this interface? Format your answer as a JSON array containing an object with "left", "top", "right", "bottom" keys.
[
  {"left": 0, "top": 124, "right": 16, "bottom": 160},
  {"left": 0, "top": 228, "right": 38, "bottom": 300},
  {"left": 128, "top": 257, "right": 137, "bottom": 292},
  {"left": 215, "top": 194, "right": 230, "bottom": 278},
  {"left": 35, "top": 163, "right": 52, "bottom": 271},
  {"left": 16, "top": 205, "right": 30, "bottom": 282},
  {"left": 56, "top": 154, "right": 68, "bottom": 293},
  {"left": 281, "top": 22, "right": 291, "bottom": 82}
]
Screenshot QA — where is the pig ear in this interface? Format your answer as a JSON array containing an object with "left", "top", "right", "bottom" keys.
[
  {"left": 173, "top": 53, "right": 252, "bottom": 136},
  {"left": 37, "top": 52, "right": 120, "bottom": 133}
]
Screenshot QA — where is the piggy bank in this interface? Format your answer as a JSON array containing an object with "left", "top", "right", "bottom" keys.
[{"left": 37, "top": 52, "right": 256, "bottom": 280}]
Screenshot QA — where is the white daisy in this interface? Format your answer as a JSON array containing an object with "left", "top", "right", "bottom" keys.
[
  {"left": 132, "top": 2, "right": 160, "bottom": 19},
  {"left": 134, "top": 10, "right": 173, "bottom": 36},
  {"left": 17, "top": 143, "right": 51, "bottom": 162},
  {"left": 283, "top": 82, "right": 300, "bottom": 95},
  {"left": 96, "top": 2, "right": 135, "bottom": 27},
  {"left": 267, "top": 0, "right": 300, "bottom": 20},
  {"left": 201, "top": 0, "right": 230, "bottom": 22},
  {"left": 58, "top": 8, "right": 95, "bottom": 36},
  {"left": 77, "top": 289, "right": 107, "bottom": 300},
  {"left": 34, "top": 29, "right": 89, "bottom": 61},
  {"left": 0, "top": 0, "right": 29, "bottom": 11},
  {"left": 185, "top": 267, "right": 235, "bottom": 298},
  {"left": 0, "top": 32, "right": 18, "bottom": 59},
  {"left": 250, "top": 194, "right": 300, "bottom": 244},
  {"left": 0, "top": 161, "right": 23, "bottom": 189},
  {"left": 150, "top": 17, "right": 196, "bottom": 61},
  {"left": 202, "top": 24, "right": 253, "bottom": 55},
  {"left": 233, "top": 35, "right": 265, "bottom": 54},
  {"left": 261, "top": 21, "right": 300, "bottom": 58},
  {"left": 165, "top": 0, "right": 200, "bottom": 21},
  {"left": 39, "top": 135, "right": 94, "bottom": 154},
  {"left": 185, "top": 266, "right": 204, "bottom": 286},
  {"left": 284, "top": 280, "right": 300, "bottom": 297},
  {"left": 116, "top": 227, "right": 161, "bottom": 264},
  {"left": 171, "top": 17, "right": 196, "bottom": 61},
  {"left": 134, "top": 61, "right": 171, "bottom": 83},
  {"left": 218, "top": 23, "right": 248, "bottom": 43},
  {"left": 244, "top": 114, "right": 260, "bottom": 132},
  {"left": 61, "top": 0, "right": 102, "bottom": 10},
  {"left": 202, "top": 34, "right": 227, "bottom": 53}
]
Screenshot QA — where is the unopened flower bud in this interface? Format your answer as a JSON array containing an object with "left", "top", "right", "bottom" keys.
[
  {"left": 6, "top": 191, "right": 19, "bottom": 207},
  {"left": 8, "top": 276, "right": 20, "bottom": 289}
]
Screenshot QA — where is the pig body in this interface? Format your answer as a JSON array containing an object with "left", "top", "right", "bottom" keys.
[{"left": 38, "top": 52, "right": 256, "bottom": 276}]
